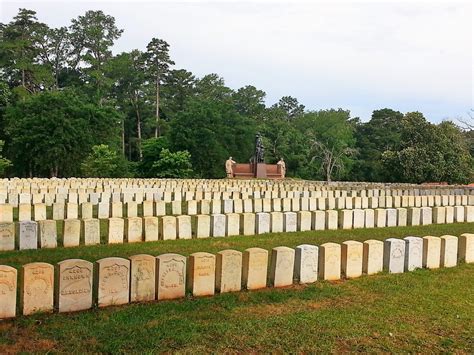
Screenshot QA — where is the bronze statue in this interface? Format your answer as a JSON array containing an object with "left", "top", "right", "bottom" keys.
[{"left": 255, "top": 133, "right": 265, "bottom": 163}]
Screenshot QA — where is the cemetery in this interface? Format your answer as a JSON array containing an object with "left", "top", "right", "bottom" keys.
[{"left": 0, "top": 177, "right": 473, "bottom": 352}]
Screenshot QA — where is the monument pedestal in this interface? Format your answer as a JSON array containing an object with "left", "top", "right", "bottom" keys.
[{"left": 255, "top": 163, "right": 267, "bottom": 179}]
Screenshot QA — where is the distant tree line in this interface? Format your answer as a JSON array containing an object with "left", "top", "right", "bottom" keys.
[{"left": 0, "top": 8, "right": 472, "bottom": 183}]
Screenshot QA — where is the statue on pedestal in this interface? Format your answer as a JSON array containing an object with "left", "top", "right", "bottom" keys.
[
  {"left": 255, "top": 133, "right": 265, "bottom": 164},
  {"left": 225, "top": 156, "right": 236, "bottom": 178},
  {"left": 277, "top": 157, "right": 286, "bottom": 178}
]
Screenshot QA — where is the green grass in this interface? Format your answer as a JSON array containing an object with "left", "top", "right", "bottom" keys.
[{"left": 0, "top": 223, "right": 473, "bottom": 352}]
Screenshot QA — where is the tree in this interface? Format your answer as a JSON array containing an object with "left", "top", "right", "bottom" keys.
[
  {"left": 81, "top": 144, "right": 130, "bottom": 177},
  {"left": 296, "top": 109, "right": 356, "bottom": 181},
  {"left": 232, "top": 85, "right": 266, "bottom": 118},
  {"left": 137, "top": 137, "right": 170, "bottom": 177},
  {"left": 170, "top": 98, "right": 255, "bottom": 178},
  {"left": 152, "top": 148, "right": 193, "bottom": 178},
  {"left": 271, "top": 96, "right": 305, "bottom": 120},
  {"left": 144, "top": 38, "right": 174, "bottom": 137},
  {"left": 0, "top": 8, "right": 52, "bottom": 95},
  {"left": 161, "top": 69, "right": 196, "bottom": 117},
  {"left": 195, "top": 74, "right": 233, "bottom": 102},
  {"left": 4, "top": 89, "right": 121, "bottom": 177},
  {"left": 69, "top": 10, "right": 123, "bottom": 102},
  {"left": 0, "top": 140, "right": 12, "bottom": 176},
  {"left": 352, "top": 108, "right": 403, "bottom": 181}
]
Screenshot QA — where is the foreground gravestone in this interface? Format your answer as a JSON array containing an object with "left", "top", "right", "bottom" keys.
[
  {"left": 143, "top": 217, "right": 159, "bottom": 242},
  {"left": 294, "top": 244, "right": 318, "bottom": 283},
  {"left": 216, "top": 249, "right": 242, "bottom": 293},
  {"left": 440, "top": 235, "right": 458, "bottom": 268},
  {"left": 242, "top": 248, "right": 268, "bottom": 290},
  {"left": 21, "top": 262, "right": 54, "bottom": 315},
  {"left": 404, "top": 236, "right": 423, "bottom": 271},
  {"left": 422, "top": 236, "right": 441, "bottom": 269},
  {"left": 56, "top": 259, "right": 93, "bottom": 313},
  {"left": 83, "top": 218, "right": 100, "bottom": 245},
  {"left": 383, "top": 238, "right": 405, "bottom": 273},
  {"left": 0, "top": 265, "right": 17, "bottom": 319},
  {"left": 0, "top": 222, "right": 14, "bottom": 251},
  {"left": 156, "top": 253, "right": 186, "bottom": 300},
  {"left": 0, "top": 204, "right": 13, "bottom": 222},
  {"left": 270, "top": 247, "right": 295, "bottom": 287},
  {"left": 63, "top": 219, "right": 81, "bottom": 247},
  {"left": 362, "top": 239, "right": 383, "bottom": 275},
  {"left": 129, "top": 254, "right": 156, "bottom": 302},
  {"left": 459, "top": 233, "right": 474, "bottom": 263},
  {"left": 96, "top": 257, "right": 130, "bottom": 307},
  {"left": 187, "top": 252, "right": 216, "bottom": 296},
  {"left": 19, "top": 221, "right": 38, "bottom": 250},
  {"left": 341, "top": 241, "right": 363, "bottom": 278},
  {"left": 319, "top": 243, "right": 341, "bottom": 280},
  {"left": 38, "top": 220, "right": 57, "bottom": 249}
]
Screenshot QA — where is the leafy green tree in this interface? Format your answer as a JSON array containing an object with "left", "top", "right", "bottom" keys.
[
  {"left": 152, "top": 148, "right": 193, "bottom": 178},
  {"left": 271, "top": 96, "right": 305, "bottom": 121},
  {"left": 0, "top": 8, "right": 52, "bottom": 95},
  {"left": 232, "top": 85, "right": 266, "bottom": 118},
  {"left": 4, "top": 89, "right": 121, "bottom": 177},
  {"left": 81, "top": 144, "right": 130, "bottom": 177},
  {"left": 144, "top": 38, "right": 174, "bottom": 137},
  {"left": 0, "top": 140, "right": 12, "bottom": 176},
  {"left": 353, "top": 108, "right": 403, "bottom": 181},
  {"left": 195, "top": 74, "right": 233, "bottom": 102},
  {"left": 69, "top": 10, "right": 123, "bottom": 102},
  {"left": 170, "top": 98, "right": 255, "bottom": 178},
  {"left": 296, "top": 109, "right": 356, "bottom": 181},
  {"left": 161, "top": 69, "right": 196, "bottom": 119},
  {"left": 382, "top": 113, "right": 472, "bottom": 184},
  {"left": 137, "top": 137, "right": 170, "bottom": 177}
]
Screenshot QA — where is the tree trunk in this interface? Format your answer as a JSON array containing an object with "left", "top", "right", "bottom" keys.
[
  {"left": 155, "top": 77, "right": 160, "bottom": 138},
  {"left": 121, "top": 119, "right": 125, "bottom": 156},
  {"left": 134, "top": 93, "right": 143, "bottom": 160}
]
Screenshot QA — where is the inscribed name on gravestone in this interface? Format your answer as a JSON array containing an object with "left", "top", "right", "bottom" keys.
[
  {"left": 130, "top": 254, "right": 156, "bottom": 302},
  {"left": 156, "top": 253, "right": 186, "bottom": 300},
  {"left": 57, "top": 259, "right": 93, "bottom": 312},
  {"left": 0, "top": 222, "right": 14, "bottom": 251},
  {"left": 22, "top": 262, "right": 54, "bottom": 315},
  {"left": 97, "top": 258, "right": 130, "bottom": 307}
]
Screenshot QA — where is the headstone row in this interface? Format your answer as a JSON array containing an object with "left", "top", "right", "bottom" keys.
[{"left": 1, "top": 233, "right": 473, "bottom": 319}]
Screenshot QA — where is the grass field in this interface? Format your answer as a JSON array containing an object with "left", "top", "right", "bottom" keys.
[{"left": 1, "top": 223, "right": 473, "bottom": 352}]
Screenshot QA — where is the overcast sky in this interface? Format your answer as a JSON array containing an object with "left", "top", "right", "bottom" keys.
[{"left": 1, "top": 0, "right": 473, "bottom": 122}]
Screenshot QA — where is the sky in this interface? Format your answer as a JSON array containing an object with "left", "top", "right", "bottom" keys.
[{"left": 1, "top": 0, "right": 473, "bottom": 122}]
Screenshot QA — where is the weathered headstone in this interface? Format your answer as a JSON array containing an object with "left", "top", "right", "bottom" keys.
[
  {"left": 422, "top": 236, "right": 441, "bottom": 269},
  {"left": 38, "top": 220, "right": 57, "bottom": 249},
  {"left": 338, "top": 210, "right": 353, "bottom": 229},
  {"left": 21, "top": 262, "right": 54, "bottom": 315},
  {"left": 56, "top": 259, "right": 93, "bottom": 312},
  {"left": 194, "top": 215, "right": 210, "bottom": 238},
  {"left": 459, "top": 233, "right": 474, "bottom": 263},
  {"left": 187, "top": 252, "right": 216, "bottom": 296},
  {"left": 0, "top": 265, "right": 17, "bottom": 319},
  {"left": 440, "top": 235, "right": 458, "bottom": 268},
  {"left": 270, "top": 211, "right": 283, "bottom": 233},
  {"left": 341, "top": 240, "right": 363, "bottom": 278},
  {"left": 126, "top": 217, "right": 143, "bottom": 243},
  {"left": 318, "top": 243, "right": 341, "bottom": 280},
  {"left": 242, "top": 247, "right": 268, "bottom": 290},
  {"left": 0, "top": 222, "right": 15, "bottom": 251},
  {"left": 160, "top": 216, "right": 177, "bottom": 240},
  {"left": 129, "top": 254, "right": 156, "bottom": 302},
  {"left": 63, "top": 219, "right": 81, "bottom": 247},
  {"left": 143, "top": 216, "right": 159, "bottom": 242},
  {"left": 294, "top": 244, "right": 318, "bottom": 283},
  {"left": 108, "top": 218, "right": 124, "bottom": 244},
  {"left": 256, "top": 212, "right": 270, "bottom": 234},
  {"left": 240, "top": 213, "right": 255, "bottom": 235},
  {"left": 326, "top": 210, "right": 338, "bottom": 230},
  {"left": 156, "top": 253, "right": 186, "bottom": 300},
  {"left": 211, "top": 214, "right": 226, "bottom": 237},
  {"left": 404, "top": 236, "right": 423, "bottom": 271},
  {"left": 270, "top": 246, "right": 295, "bottom": 287},
  {"left": 383, "top": 238, "right": 405, "bottom": 273},
  {"left": 83, "top": 218, "right": 100, "bottom": 245},
  {"left": 96, "top": 257, "right": 130, "bottom": 307},
  {"left": 216, "top": 249, "right": 242, "bottom": 293},
  {"left": 362, "top": 239, "right": 383, "bottom": 275},
  {"left": 226, "top": 213, "right": 240, "bottom": 236},
  {"left": 283, "top": 212, "right": 297, "bottom": 232}
]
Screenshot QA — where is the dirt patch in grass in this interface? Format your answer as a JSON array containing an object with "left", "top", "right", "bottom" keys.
[{"left": 0, "top": 322, "right": 57, "bottom": 354}]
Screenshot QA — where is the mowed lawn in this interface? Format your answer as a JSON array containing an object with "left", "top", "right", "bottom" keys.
[{"left": 0, "top": 223, "right": 473, "bottom": 352}]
